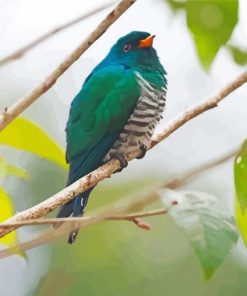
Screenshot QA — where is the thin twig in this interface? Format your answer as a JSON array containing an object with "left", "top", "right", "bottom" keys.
[
  {"left": 0, "top": 208, "right": 166, "bottom": 227},
  {"left": 0, "top": 1, "right": 117, "bottom": 67},
  {"left": 0, "top": 205, "right": 168, "bottom": 259},
  {"left": 0, "top": 0, "right": 136, "bottom": 131},
  {"left": 165, "top": 148, "right": 238, "bottom": 189},
  {"left": 0, "top": 71, "right": 245, "bottom": 238}
]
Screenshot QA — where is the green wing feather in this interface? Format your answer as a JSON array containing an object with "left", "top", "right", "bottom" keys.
[{"left": 66, "top": 65, "right": 140, "bottom": 162}]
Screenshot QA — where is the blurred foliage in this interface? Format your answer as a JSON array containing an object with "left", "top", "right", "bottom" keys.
[
  {"left": 0, "top": 155, "right": 28, "bottom": 254},
  {"left": 234, "top": 140, "right": 247, "bottom": 212},
  {"left": 234, "top": 139, "right": 247, "bottom": 246},
  {"left": 0, "top": 116, "right": 67, "bottom": 256},
  {"left": 167, "top": 0, "right": 239, "bottom": 71},
  {"left": 36, "top": 180, "right": 165, "bottom": 296},
  {"left": 0, "top": 187, "right": 26, "bottom": 258},
  {"left": 0, "top": 117, "right": 67, "bottom": 170},
  {"left": 35, "top": 181, "right": 246, "bottom": 296},
  {"left": 235, "top": 199, "right": 247, "bottom": 246},
  {"left": 0, "top": 156, "right": 28, "bottom": 179},
  {"left": 186, "top": 0, "right": 238, "bottom": 70},
  {"left": 162, "top": 190, "right": 238, "bottom": 279},
  {"left": 167, "top": 0, "right": 185, "bottom": 11},
  {"left": 228, "top": 45, "right": 247, "bottom": 65}
]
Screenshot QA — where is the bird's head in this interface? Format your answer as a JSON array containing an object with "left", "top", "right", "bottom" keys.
[{"left": 109, "top": 31, "right": 160, "bottom": 70}]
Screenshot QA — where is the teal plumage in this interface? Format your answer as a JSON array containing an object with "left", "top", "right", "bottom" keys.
[{"left": 57, "top": 31, "right": 167, "bottom": 244}]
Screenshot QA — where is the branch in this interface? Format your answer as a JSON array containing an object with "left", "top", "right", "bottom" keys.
[
  {"left": 0, "top": 1, "right": 117, "bottom": 67},
  {"left": 149, "top": 71, "right": 247, "bottom": 148},
  {"left": 0, "top": 0, "right": 136, "bottom": 131},
  {"left": 0, "top": 208, "right": 166, "bottom": 259},
  {"left": 0, "top": 208, "right": 166, "bottom": 227},
  {"left": 165, "top": 148, "right": 238, "bottom": 189},
  {"left": 0, "top": 68, "right": 243, "bottom": 238},
  {"left": 0, "top": 144, "right": 236, "bottom": 258},
  {"left": 0, "top": 146, "right": 236, "bottom": 228}
]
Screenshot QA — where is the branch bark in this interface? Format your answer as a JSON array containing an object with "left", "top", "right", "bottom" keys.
[
  {"left": 0, "top": 144, "right": 236, "bottom": 258},
  {"left": 0, "top": 208, "right": 167, "bottom": 227},
  {"left": 0, "top": 146, "right": 236, "bottom": 228},
  {"left": 0, "top": 1, "right": 116, "bottom": 67},
  {"left": 0, "top": 0, "right": 136, "bottom": 131},
  {"left": 0, "top": 70, "right": 245, "bottom": 238},
  {"left": 149, "top": 71, "right": 247, "bottom": 148}
]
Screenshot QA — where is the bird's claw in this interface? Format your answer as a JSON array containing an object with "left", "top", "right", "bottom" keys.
[
  {"left": 113, "top": 153, "right": 128, "bottom": 172},
  {"left": 136, "top": 144, "right": 147, "bottom": 159}
]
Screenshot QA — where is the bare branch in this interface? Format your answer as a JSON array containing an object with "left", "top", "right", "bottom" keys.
[
  {"left": 149, "top": 71, "right": 247, "bottom": 148},
  {"left": 0, "top": 144, "right": 236, "bottom": 258},
  {"left": 0, "top": 1, "right": 117, "bottom": 67},
  {"left": 0, "top": 0, "right": 136, "bottom": 131},
  {"left": 0, "top": 208, "right": 167, "bottom": 227},
  {"left": 0, "top": 208, "right": 165, "bottom": 259},
  {"left": 0, "top": 71, "right": 245, "bottom": 238},
  {"left": 165, "top": 148, "right": 238, "bottom": 189}
]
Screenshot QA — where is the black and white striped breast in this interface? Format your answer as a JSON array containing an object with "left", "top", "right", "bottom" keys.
[{"left": 104, "top": 71, "right": 167, "bottom": 162}]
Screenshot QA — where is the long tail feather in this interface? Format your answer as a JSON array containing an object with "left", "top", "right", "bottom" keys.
[{"left": 56, "top": 189, "right": 92, "bottom": 244}]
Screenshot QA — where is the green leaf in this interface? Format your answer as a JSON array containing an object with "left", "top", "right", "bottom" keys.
[
  {"left": 166, "top": 0, "right": 186, "bottom": 13},
  {"left": 234, "top": 139, "right": 247, "bottom": 212},
  {"left": 186, "top": 0, "right": 239, "bottom": 71},
  {"left": 234, "top": 139, "right": 247, "bottom": 246},
  {"left": 0, "top": 156, "right": 28, "bottom": 179},
  {"left": 0, "top": 117, "right": 68, "bottom": 170},
  {"left": 161, "top": 189, "right": 238, "bottom": 279},
  {"left": 0, "top": 187, "right": 26, "bottom": 258},
  {"left": 228, "top": 45, "right": 247, "bottom": 66}
]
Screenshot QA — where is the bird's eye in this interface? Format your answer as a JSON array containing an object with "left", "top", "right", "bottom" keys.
[{"left": 123, "top": 43, "right": 131, "bottom": 52}]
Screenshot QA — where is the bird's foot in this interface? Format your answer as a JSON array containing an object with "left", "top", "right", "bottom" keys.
[
  {"left": 136, "top": 144, "right": 147, "bottom": 159},
  {"left": 113, "top": 153, "right": 128, "bottom": 172}
]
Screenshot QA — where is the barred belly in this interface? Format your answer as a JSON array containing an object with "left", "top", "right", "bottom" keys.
[{"left": 104, "top": 72, "right": 167, "bottom": 162}]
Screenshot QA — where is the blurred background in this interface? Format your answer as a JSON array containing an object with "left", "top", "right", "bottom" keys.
[{"left": 0, "top": 0, "right": 247, "bottom": 295}]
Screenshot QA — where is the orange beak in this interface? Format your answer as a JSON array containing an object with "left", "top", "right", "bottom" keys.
[{"left": 138, "top": 35, "right": 155, "bottom": 48}]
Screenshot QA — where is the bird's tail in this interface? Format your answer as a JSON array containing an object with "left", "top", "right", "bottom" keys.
[
  {"left": 67, "top": 191, "right": 90, "bottom": 244},
  {"left": 56, "top": 146, "right": 103, "bottom": 243},
  {"left": 56, "top": 189, "right": 92, "bottom": 244}
]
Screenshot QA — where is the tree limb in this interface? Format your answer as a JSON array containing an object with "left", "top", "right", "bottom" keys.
[
  {"left": 0, "top": 144, "right": 236, "bottom": 258},
  {"left": 0, "top": 0, "right": 136, "bottom": 131},
  {"left": 0, "top": 71, "right": 245, "bottom": 238},
  {"left": 0, "top": 1, "right": 117, "bottom": 67},
  {"left": 0, "top": 208, "right": 167, "bottom": 227},
  {"left": 0, "top": 146, "right": 236, "bottom": 228},
  {"left": 165, "top": 148, "right": 238, "bottom": 189},
  {"left": 149, "top": 71, "right": 247, "bottom": 148}
]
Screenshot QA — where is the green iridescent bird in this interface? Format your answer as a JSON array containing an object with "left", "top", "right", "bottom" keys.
[{"left": 57, "top": 31, "right": 167, "bottom": 244}]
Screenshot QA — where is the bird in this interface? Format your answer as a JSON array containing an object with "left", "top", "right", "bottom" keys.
[{"left": 57, "top": 31, "right": 167, "bottom": 244}]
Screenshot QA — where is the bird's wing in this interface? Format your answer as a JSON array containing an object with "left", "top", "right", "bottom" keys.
[{"left": 66, "top": 65, "right": 140, "bottom": 179}]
